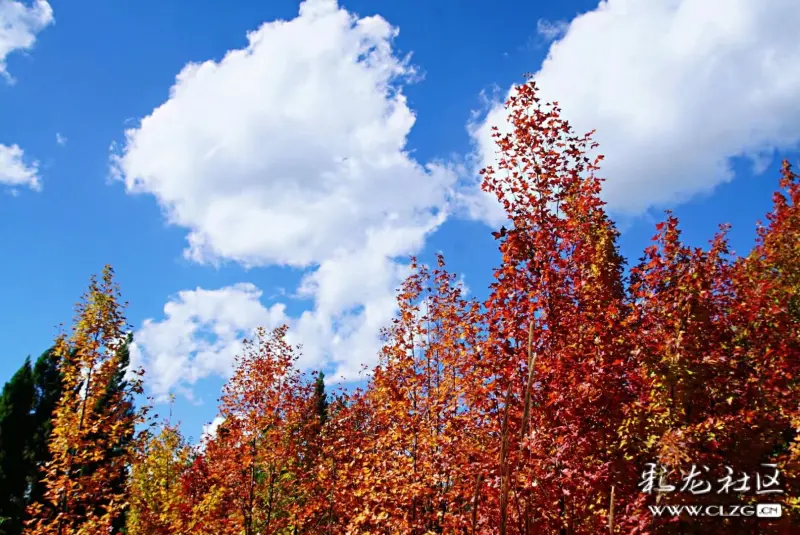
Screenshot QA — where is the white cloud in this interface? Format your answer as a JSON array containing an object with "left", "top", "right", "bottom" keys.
[
  {"left": 0, "top": 2, "right": 52, "bottom": 194},
  {"left": 469, "top": 0, "right": 800, "bottom": 223},
  {"left": 112, "top": 0, "right": 453, "bottom": 268},
  {"left": 536, "top": 19, "right": 568, "bottom": 42},
  {"left": 203, "top": 415, "right": 224, "bottom": 437},
  {"left": 130, "top": 254, "right": 414, "bottom": 397},
  {"left": 55, "top": 132, "right": 66, "bottom": 145},
  {"left": 115, "top": 0, "right": 458, "bottom": 398},
  {"left": 0, "top": 143, "right": 40, "bottom": 191},
  {"left": 456, "top": 273, "right": 470, "bottom": 296},
  {"left": 197, "top": 415, "right": 225, "bottom": 449},
  {"left": 129, "top": 284, "right": 288, "bottom": 400},
  {"left": 0, "top": 0, "right": 53, "bottom": 82}
]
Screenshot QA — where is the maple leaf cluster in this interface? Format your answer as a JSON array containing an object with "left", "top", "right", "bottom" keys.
[{"left": 22, "top": 80, "right": 800, "bottom": 534}]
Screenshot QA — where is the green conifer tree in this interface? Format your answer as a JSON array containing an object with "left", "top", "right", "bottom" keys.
[
  {"left": 314, "top": 371, "right": 329, "bottom": 425},
  {"left": 0, "top": 359, "right": 36, "bottom": 535},
  {"left": 28, "top": 349, "right": 64, "bottom": 510},
  {"left": 0, "top": 348, "right": 65, "bottom": 535}
]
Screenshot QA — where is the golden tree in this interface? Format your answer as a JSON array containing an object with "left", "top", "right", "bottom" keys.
[
  {"left": 126, "top": 419, "right": 191, "bottom": 535},
  {"left": 24, "top": 266, "right": 144, "bottom": 535}
]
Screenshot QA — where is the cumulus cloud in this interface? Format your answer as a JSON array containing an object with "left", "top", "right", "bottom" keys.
[
  {"left": 129, "top": 284, "right": 288, "bottom": 400},
  {"left": 0, "top": 0, "right": 53, "bottom": 82},
  {"left": 116, "top": 0, "right": 456, "bottom": 399},
  {"left": 129, "top": 245, "right": 421, "bottom": 397},
  {"left": 0, "top": 143, "right": 40, "bottom": 191},
  {"left": 55, "top": 132, "right": 66, "bottom": 145},
  {"left": 112, "top": 0, "right": 453, "bottom": 268},
  {"left": 468, "top": 0, "right": 800, "bottom": 224}
]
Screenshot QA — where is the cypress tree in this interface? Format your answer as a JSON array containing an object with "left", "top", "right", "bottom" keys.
[
  {"left": 28, "top": 349, "right": 64, "bottom": 510},
  {"left": 313, "top": 371, "right": 329, "bottom": 425},
  {"left": 0, "top": 348, "right": 64, "bottom": 535},
  {"left": 0, "top": 359, "right": 36, "bottom": 535}
]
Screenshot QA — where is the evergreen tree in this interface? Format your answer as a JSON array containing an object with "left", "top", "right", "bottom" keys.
[
  {"left": 0, "top": 348, "right": 63, "bottom": 535},
  {"left": 28, "top": 349, "right": 64, "bottom": 510},
  {"left": 0, "top": 359, "right": 36, "bottom": 535},
  {"left": 313, "top": 371, "right": 328, "bottom": 426}
]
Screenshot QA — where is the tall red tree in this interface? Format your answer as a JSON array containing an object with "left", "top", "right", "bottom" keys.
[
  {"left": 194, "top": 326, "right": 310, "bottom": 535},
  {"left": 477, "top": 80, "right": 637, "bottom": 534}
]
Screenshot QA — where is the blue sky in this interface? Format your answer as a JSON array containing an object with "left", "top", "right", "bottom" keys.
[{"left": 1, "top": 0, "right": 798, "bottom": 440}]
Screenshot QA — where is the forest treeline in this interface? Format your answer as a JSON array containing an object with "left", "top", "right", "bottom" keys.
[{"left": 0, "top": 81, "right": 798, "bottom": 534}]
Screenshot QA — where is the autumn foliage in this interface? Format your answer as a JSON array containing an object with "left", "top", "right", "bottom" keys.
[
  {"left": 23, "top": 267, "right": 145, "bottom": 535},
  {"left": 15, "top": 80, "right": 800, "bottom": 534},
  {"left": 126, "top": 421, "right": 191, "bottom": 535}
]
